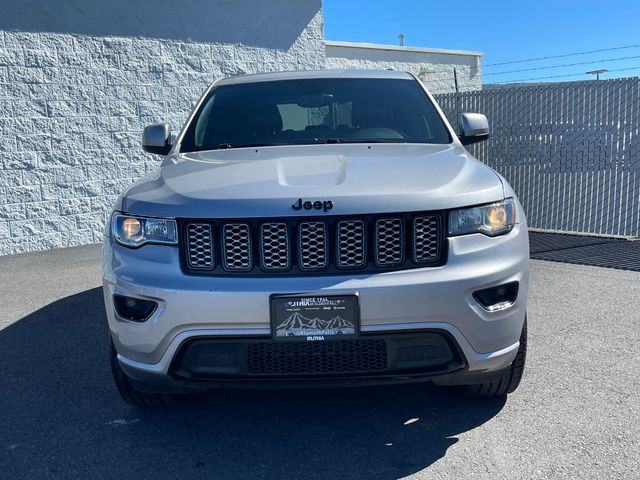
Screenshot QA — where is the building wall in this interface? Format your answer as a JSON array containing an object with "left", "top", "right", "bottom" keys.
[
  {"left": 326, "top": 41, "right": 482, "bottom": 95},
  {"left": 0, "top": 1, "right": 485, "bottom": 256},
  {"left": 0, "top": 0, "right": 325, "bottom": 255}
]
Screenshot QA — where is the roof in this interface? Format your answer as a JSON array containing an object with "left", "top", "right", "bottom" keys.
[
  {"left": 325, "top": 40, "right": 483, "bottom": 58},
  {"left": 215, "top": 69, "right": 414, "bottom": 85}
]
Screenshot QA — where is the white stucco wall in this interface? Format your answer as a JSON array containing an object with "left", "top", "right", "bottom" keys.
[
  {"left": 0, "top": 0, "right": 325, "bottom": 255},
  {"left": 325, "top": 41, "right": 482, "bottom": 95}
]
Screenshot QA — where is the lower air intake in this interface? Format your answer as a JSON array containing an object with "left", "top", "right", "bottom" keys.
[{"left": 247, "top": 339, "right": 388, "bottom": 375}]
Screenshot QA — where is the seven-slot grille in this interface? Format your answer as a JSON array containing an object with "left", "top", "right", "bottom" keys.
[{"left": 183, "top": 213, "right": 443, "bottom": 274}]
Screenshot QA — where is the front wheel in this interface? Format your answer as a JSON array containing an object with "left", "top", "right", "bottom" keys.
[
  {"left": 467, "top": 316, "right": 527, "bottom": 397},
  {"left": 109, "top": 336, "right": 180, "bottom": 408}
]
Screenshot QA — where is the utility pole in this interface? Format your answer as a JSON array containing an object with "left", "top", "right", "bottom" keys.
[{"left": 586, "top": 68, "right": 608, "bottom": 80}]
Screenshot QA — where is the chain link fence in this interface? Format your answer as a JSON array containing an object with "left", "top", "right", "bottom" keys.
[{"left": 435, "top": 78, "right": 640, "bottom": 237}]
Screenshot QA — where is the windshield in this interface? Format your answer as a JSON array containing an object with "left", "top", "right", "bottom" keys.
[{"left": 179, "top": 78, "right": 451, "bottom": 152}]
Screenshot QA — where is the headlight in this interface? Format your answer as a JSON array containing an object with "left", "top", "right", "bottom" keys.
[
  {"left": 111, "top": 213, "right": 177, "bottom": 247},
  {"left": 448, "top": 198, "right": 516, "bottom": 237}
]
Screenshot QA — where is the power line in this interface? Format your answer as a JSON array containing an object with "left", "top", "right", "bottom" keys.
[
  {"left": 484, "top": 44, "right": 640, "bottom": 68},
  {"left": 484, "top": 54, "right": 640, "bottom": 76},
  {"left": 491, "top": 65, "right": 640, "bottom": 84}
]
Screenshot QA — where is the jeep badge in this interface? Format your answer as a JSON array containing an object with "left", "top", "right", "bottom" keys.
[{"left": 291, "top": 198, "right": 334, "bottom": 212}]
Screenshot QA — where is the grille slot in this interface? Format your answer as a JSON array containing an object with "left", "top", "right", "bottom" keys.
[
  {"left": 261, "top": 223, "right": 290, "bottom": 271},
  {"left": 187, "top": 223, "right": 214, "bottom": 269},
  {"left": 375, "top": 218, "right": 404, "bottom": 266},
  {"left": 247, "top": 339, "right": 388, "bottom": 375},
  {"left": 414, "top": 216, "right": 440, "bottom": 263},
  {"left": 222, "top": 223, "right": 252, "bottom": 271},
  {"left": 298, "top": 221, "right": 328, "bottom": 270},
  {"left": 336, "top": 220, "right": 366, "bottom": 268}
]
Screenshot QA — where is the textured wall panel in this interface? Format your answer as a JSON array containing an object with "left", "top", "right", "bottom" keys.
[{"left": 0, "top": 1, "right": 325, "bottom": 255}]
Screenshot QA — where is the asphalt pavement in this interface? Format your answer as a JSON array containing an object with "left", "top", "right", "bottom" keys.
[{"left": 0, "top": 243, "right": 638, "bottom": 479}]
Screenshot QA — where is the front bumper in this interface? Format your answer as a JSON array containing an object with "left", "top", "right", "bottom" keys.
[{"left": 103, "top": 223, "right": 529, "bottom": 389}]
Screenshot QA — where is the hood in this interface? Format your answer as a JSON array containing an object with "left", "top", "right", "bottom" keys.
[{"left": 121, "top": 144, "right": 504, "bottom": 217}]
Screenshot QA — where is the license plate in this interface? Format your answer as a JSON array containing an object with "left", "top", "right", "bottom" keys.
[{"left": 270, "top": 294, "right": 359, "bottom": 341}]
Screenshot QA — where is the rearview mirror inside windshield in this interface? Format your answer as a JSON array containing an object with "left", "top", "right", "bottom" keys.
[{"left": 297, "top": 93, "right": 334, "bottom": 108}]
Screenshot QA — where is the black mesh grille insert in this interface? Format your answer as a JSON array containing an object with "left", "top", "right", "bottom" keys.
[
  {"left": 298, "top": 221, "right": 328, "bottom": 270},
  {"left": 222, "top": 223, "right": 252, "bottom": 271},
  {"left": 247, "top": 339, "right": 388, "bottom": 375},
  {"left": 187, "top": 223, "right": 214, "bottom": 269},
  {"left": 375, "top": 218, "right": 404, "bottom": 266},
  {"left": 336, "top": 220, "right": 366, "bottom": 268},
  {"left": 414, "top": 216, "right": 440, "bottom": 263},
  {"left": 261, "top": 222, "right": 290, "bottom": 271}
]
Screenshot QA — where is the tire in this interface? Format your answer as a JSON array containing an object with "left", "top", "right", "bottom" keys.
[
  {"left": 467, "top": 316, "right": 527, "bottom": 397},
  {"left": 109, "top": 336, "right": 179, "bottom": 408}
]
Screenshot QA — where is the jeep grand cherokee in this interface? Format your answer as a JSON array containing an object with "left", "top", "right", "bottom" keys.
[{"left": 103, "top": 70, "right": 529, "bottom": 407}]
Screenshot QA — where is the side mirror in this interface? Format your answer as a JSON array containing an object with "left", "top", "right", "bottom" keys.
[
  {"left": 459, "top": 113, "right": 489, "bottom": 145},
  {"left": 142, "top": 123, "right": 172, "bottom": 155}
]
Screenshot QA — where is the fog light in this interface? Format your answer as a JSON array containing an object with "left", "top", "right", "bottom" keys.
[
  {"left": 473, "top": 282, "right": 519, "bottom": 312},
  {"left": 113, "top": 295, "right": 157, "bottom": 322}
]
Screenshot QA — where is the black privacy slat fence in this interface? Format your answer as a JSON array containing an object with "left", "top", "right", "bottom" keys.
[{"left": 435, "top": 78, "right": 640, "bottom": 238}]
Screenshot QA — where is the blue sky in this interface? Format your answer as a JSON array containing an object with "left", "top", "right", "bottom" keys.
[{"left": 323, "top": 0, "right": 640, "bottom": 84}]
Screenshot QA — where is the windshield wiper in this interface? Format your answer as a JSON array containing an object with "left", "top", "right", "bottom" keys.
[
  {"left": 212, "top": 139, "right": 411, "bottom": 150},
  {"left": 216, "top": 143, "right": 278, "bottom": 149},
  {"left": 315, "top": 138, "right": 410, "bottom": 145}
]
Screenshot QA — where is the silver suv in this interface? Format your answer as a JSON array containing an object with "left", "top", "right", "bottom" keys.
[{"left": 103, "top": 70, "right": 529, "bottom": 407}]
